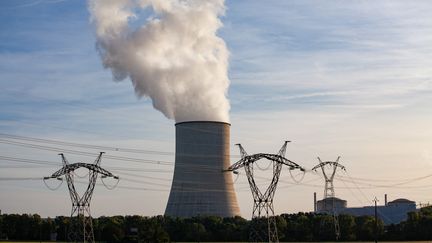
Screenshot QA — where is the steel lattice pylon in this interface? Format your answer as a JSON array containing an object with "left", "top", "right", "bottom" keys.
[
  {"left": 44, "top": 152, "right": 119, "bottom": 243},
  {"left": 225, "top": 141, "right": 304, "bottom": 243},
  {"left": 312, "top": 156, "right": 345, "bottom": 240}
]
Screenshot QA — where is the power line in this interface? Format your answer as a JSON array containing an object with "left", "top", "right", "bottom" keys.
[
  {"left": 0, "top": 154, "right": 250, "bottom": 189},
  {"left": 2, "top": 154, "right": 432, "bottom": 190},
  {"left": 0, "top": 177, "right": 42, "bottom": 181},
  {"left": 336, "top": 173, "right": 432, "bottom": 189},
  {"left": 0, "top": 139, "right": 173, "bottom": 166},
  {"left": 0, "top": 132, "right": 241, "bottom": 158},
  {"left": 343, "top": 171, "right": 372, "bottom": 204},
  {"left": 0, "top": 138, "right": 238, "bottom": 171},
  {"left": 337, "top": 171, "right": 365, "bottom": 205},
  {"left": 0, "top": 133, "right": 173, "bottom": 155},
  {"left": 0, "top": 154, "right": 233, "bottom": 176},
  {"left": 0, "top": 154, "right": 173, "bottom": 172},
  {"left": 0, "top": 155, "right": 59, "bottom": 166}
]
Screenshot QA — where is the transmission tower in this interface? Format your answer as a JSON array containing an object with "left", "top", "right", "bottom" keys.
[
  {"left": 44, "top": 152, "right": 119, "bottom": 243},
  {"left": 312, "top": 156, "right": 345, "bottom": 240},
  {"left": 225, "top": 141, "right": 304, "bottom": 243}
]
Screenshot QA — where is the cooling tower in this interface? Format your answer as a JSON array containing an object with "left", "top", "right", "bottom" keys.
[{"left": 165, "top": 121, "right": 241, "bottom": 218}]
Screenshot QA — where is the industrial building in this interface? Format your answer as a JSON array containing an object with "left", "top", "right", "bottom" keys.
[
  {"left": 314, "top": 195, "right": 417, "bottom": 225},
  {"left": 316, "top": 196, "right": 347, "bottom": 213},
  {"left": 165, "top": 121, "right": 241, "bottom": 218}
]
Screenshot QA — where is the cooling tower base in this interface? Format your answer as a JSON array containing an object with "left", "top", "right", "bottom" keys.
[{"left": 165, "top": 121, "right": 241, "bottom": 218}]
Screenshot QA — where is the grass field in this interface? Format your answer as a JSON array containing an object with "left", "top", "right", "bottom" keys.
[
  {"left": 2, "top": 242, "right": 432, "bottom": 243},
  {"left": 0, "top": 241, "right": 432, "bottom": 243}
]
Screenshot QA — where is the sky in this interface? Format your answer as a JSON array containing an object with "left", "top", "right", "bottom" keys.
[{"left": 1, "top": 0, "right": 432, "bottom": 219}]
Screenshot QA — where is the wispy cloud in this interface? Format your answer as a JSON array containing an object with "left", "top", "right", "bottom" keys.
[
  {"left": 223, "top": 1, "right": 432, "bottom": 119},
  {"left": 2, "top": 0, "right": 69, "bottom": 9}
]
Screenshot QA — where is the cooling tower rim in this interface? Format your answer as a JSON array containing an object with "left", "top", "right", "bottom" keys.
[{"left": 175, "top": 121, "right": 231, "bottom": 126}]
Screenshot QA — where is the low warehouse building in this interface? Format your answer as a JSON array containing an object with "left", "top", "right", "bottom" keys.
[{"left": 315, "top": 196, "right": 417, "bottom": 225}]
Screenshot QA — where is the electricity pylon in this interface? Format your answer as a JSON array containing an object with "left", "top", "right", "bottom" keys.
[
  {"left": 225, "top": 141, "right": 304, "bottom": 243},
  {"left": 44, "top": 152, "right": 119, "bottom": 243},
  {"left": 312, "top": 156, "right": 345, "bottom": 240}
]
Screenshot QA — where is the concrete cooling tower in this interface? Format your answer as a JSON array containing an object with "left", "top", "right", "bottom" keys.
[{"left": 165, "top": 121, "right": 241, "bottom": 218}]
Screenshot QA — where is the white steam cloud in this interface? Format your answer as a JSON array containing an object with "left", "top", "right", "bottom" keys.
[{"left": 88, "top": 0, "right": 230, "bottom": 122}]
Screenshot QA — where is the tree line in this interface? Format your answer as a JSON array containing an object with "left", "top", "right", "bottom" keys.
[{"left": 1, "top": 206, "right": 431, "bottom": 242}]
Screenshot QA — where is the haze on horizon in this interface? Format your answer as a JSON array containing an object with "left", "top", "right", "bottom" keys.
[{"left": 1, "top": 0, "right": 432, "bottom": 218}]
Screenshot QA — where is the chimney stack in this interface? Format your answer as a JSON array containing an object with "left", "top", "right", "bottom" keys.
[{"left": 314, "top": 192, "right": 317, "bottom": 212}]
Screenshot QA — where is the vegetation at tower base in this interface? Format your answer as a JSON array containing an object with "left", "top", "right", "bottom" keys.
[{"left": 0, "top": 206, "right": 431, "bottom": 242}]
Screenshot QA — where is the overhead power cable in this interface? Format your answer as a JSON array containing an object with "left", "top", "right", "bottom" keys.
[
  {"left": 0, "top": 139, "right": 235, "bottom": 171},
  {"left": 336, "top": 171, "right": 365, "bottom": 205},
  {"left": 0, "top": 132, "right": 241, "bottom": 158},
  {"left": 0, "top": 155, "right": 59, "bottom": 166},
  {"left": 0, "top": 133, "right": 173, "bottom": 155},
  {"left": 0, "top": 139, "right": 173, "bottom": 165},
  {"left": 0, "top": 177, "right": 43, "bottom": 181},
  {"left": 2, "top": 154, "right": 432, "bottom": 190},
  {"left": 335, "top": 174, "right": 425, "bottom": 182},
  {"left": 0, "top": 154, "right": 230, "bottom": 175},
  {"left": 336, "top": 173, "right": 432, "bottom": 188},
  {"left": 342, "top": 171, "right": 371, "bottom": 203}
]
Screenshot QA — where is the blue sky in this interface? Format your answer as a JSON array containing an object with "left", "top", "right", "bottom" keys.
[{"left": 1, "top": 0, "right": 432, "bottom": 218}]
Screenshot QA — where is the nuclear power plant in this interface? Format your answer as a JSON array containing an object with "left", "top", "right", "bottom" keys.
[
  {"left": 165, "top": 121, "right": 241, "bottom": 217},
  {"left": 314, "top": 194, "right": 417, "bottom": 225}
]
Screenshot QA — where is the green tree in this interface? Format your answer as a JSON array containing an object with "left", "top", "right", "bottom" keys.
[
  {"left": 100, "top": 216, "right": 125, "bottom": 243},
  {"left": 338, "top": 214, "right": 356, "bottom": 241},
  {"left": 54, "top": 216, "right": 69, "bottom": 241},
  {"left": 403, "top": 206, "right": 432, "bottom": 240},
  {"left": 355, "top": 215, "right": 383, "bottom": 240},
  {"left": 221, "top": 216, "right": 248, "bottom": 241},
  {"left": 137, "top": 216, "right": 169, "bottom": 243},
  {"left": 317, "top": 214, "right": 337, "bottom": 241},
  {"left": 186, "top": 222, "right": 207, "bottom": 241},
  {"left": 40, "top": 217, "right": 55, "bottom": 240}
]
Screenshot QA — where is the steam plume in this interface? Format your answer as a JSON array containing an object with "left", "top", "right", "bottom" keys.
[{"left": 88, "top": 0, "right": 230, "bottom": 122}]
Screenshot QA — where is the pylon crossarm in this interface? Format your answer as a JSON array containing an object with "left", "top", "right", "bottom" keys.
[
  {"left": 48, "top": 163, "right": 88, "bottom": 177},
  {"left": 311, "top": 161, "right": 345, "bottom": 171},
  {"left": 49, "top": 167, "right": 68, "bottom": 178},
  {"left": 225, "top": 158, "right": 246, "bottom": 172},
  {"left": 47, "top": 163, "right": 118, "bottom": 178},
  {"left": 92, "top": 165, "right": 118, "bottom": 178},
  {"left": 226, "top": 144, "right": 304, "bottom": 173},
  {"left": 261, "top": 154, "right": 304, "bottom": 171},
  {"left": 228, "top": 153, "right": 303, "bottom": 172},
  {"left": 279, "top": 157, "right": 304, "bottom": 171}
]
